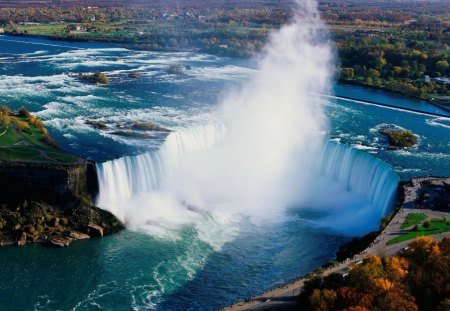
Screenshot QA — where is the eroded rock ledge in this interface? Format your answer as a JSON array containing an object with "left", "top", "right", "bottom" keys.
[
  {"left": 0, "top": 162, "right": 124, "bottom": 247},
  {"left": 0, "top": 199, "right": 124, "bottom": 247}
]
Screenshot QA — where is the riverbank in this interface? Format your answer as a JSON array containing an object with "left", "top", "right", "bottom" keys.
[
  {"left": 323, "top": 94, "right": 450, "bottom": 118},
  {"left": 2, "top": 33, "right": 448, "bottom": 115},
  {"left": 223, "top": 176, "right": 450, "bottom": 311},
  {"left": 338, "top": 79, "right": 450, "bottom": 114}
]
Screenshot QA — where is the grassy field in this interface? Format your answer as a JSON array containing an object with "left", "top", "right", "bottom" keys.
[
  {"left": 0, "top": 116, "right": 80, "bottom": 164},
  {"left": 17, "top": 24, "right": 68, "bottom": 36},
  {"left": 17, "top": 22, "right": 129, "bottom": 39},
  {"left": 387, "top": 218, "right": 450, "bottom": 245},
  {"left": 400, "top": 213, "right": 427, "bottom": 229}
]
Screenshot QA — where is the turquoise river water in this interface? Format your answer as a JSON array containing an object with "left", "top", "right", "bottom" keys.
[{"left": 0, "top": 35, "right": 449, "bottom": 310}]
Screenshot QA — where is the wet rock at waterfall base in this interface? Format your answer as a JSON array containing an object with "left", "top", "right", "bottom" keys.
[{"left": 0, "top": 200, "right": 124, "bottom": 248}]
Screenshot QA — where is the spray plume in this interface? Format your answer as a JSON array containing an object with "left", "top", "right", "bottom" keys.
[{"left": 96, "top": 0, "right": 397, "bottom": 242}]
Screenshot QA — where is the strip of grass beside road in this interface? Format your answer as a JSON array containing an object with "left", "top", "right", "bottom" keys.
[
  {"left": 387, "top": 219, "right": 450, "bottom": 245},
  {"left": 400, "top": 213, "right": 427, "bottom": 229}
]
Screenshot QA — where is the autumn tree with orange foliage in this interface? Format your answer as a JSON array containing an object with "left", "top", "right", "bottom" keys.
[{"left": 297, "top": 237, "right": 450, "bottom": 311}]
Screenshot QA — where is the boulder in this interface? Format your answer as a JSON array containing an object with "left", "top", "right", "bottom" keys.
[
  {"left": 48, "top": 236, "right": 73, "bottom": 248},
  {"left": 87, "top": 224, "right": 104, "bottom": 237},
  {"left": 17, "top": 232, "right": 27, "bottom": 246},
  {"left": 69, "top": 231, "right": 90, "bottom": 240},
  {"left": 23, "top": 225, "right": 35, "bottom": 234}
]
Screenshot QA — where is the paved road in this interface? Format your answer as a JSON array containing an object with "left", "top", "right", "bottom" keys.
[{"left": 223, "top": 178, "right": 450, "bottom": 311}]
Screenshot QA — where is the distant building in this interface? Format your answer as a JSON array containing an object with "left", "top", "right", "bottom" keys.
[
  {"left": 19, "top": 22, "right": 40, "bottom": 26},
  {"left": 0, "top": 28, "right": 4, "bottom": 34},
  {"left": 67, "top": 24, "right": 88, "bottom": 34},
  {"left": 422, "top": 75, "right": 430, "bottom": 83}
]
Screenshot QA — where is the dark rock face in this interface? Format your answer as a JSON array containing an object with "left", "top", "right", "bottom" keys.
[
  {"left": 0, "top": 161, "right": 124, "bottom": 247},
  {"left": 0, "top": 162, "right": 92, "bottom": 204}
]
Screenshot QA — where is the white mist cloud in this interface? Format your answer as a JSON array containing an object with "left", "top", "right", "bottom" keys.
[{"left": 97, "top": 0, "right": 335, "bottom": 242}]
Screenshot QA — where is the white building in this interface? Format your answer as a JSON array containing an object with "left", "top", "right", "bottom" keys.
[{"left": 422, "top": 75, "right": 430, "bottom": 83}]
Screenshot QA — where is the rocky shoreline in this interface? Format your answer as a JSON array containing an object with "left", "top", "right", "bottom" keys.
[
  {"left": 0, "top": 199, "right": 124, "bottom": 247},
  {"left": 0, "top": 161, "right": 124, "bottom": 247}
]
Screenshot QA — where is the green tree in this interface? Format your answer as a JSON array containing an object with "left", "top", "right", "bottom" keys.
[
  {"left": 436, "top": 60, "right": 449, "bottom": 75},
  {"left": 340, "top": 67, "right": 355, "bottom": 80}
]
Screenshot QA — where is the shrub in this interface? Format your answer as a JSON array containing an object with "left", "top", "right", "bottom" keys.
[
  {"left": 28, "top": 114, "right": 37, "bottom": 125},
  {"left": 35, "top": 119, "right": 45, "bottom": 129},
  {"left": 16, "top": 120, "right": 30, "bottom": 133},
  {"left": 16, "top": 122, "right": 31, "bottom": 135},
  {"left": 0, "top": 112, "right": 11, "bottom": 127},
  {"left": 18, "top": 107, "right": 31, "bottom": 118},
  {"left": 0, "top": 105, "right": 11, "bottom": 117},
  {"left": 40, "top": 127, "right": 48, "bottom": 136}
]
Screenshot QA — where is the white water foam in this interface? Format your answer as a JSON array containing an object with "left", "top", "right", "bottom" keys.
[{"left": 95, "top": 0, "right": 334, "bottom": 242}]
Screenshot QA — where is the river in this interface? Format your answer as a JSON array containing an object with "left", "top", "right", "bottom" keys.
[{"left": 0, "top": 35, "right": 449, "bottom": 310}]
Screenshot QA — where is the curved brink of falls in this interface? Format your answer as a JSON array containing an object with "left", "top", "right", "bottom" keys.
[
  {"left": 96, "top": 124, "right": 399, "bottom": 236},
  {"left": 96, "top": 0, "right": 399, "bottom": 237}
]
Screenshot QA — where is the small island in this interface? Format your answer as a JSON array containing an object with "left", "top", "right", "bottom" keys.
[
  {"left": 75, "top": 72, "right": 110, "bottom": 85},
  {"left": 167, "top": 64, "right": 184, "bottom": 75},
  {"left": 128, "top": 71, "right": 142, "bottom": 79},
  {"left": 86, "top": 119, "right": 108, "bottom": 130},
  {"left": 132, "top": 121, "right": 171, "bottom": 132},
  {"left": 380, "top": 129, "right": 417, "bottom": 148},
  {"left": 85, "top": 119, "right": 171, "bottom": 135}
]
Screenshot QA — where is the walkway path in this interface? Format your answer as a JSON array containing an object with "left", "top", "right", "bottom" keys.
[
  {"left": 322, "top": 94, "right": 450, "bottom": 118},
  {"left": 223, "top": 178, "right": 450, "bottom": 311}
]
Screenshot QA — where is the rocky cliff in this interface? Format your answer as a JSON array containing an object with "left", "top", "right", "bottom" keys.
[
  {"left": 0, "top": 161, "right": 97, "bottom": 203},
  {"left": 0, "top": 161, "right": 123, "bottom": 247}
]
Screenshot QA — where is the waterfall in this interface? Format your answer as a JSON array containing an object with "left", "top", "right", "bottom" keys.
[
  {"left": 94, "top": 0, "right": 399, "bottom": 236},
  {"left": 96, "top": 124, "right": 399, "bottom": 235},
  {"left": 320, "top": 141, "right": 399, "bottom": 218},
  {"left": 96, "top": 124, "right": 226, "bottom": 207}
]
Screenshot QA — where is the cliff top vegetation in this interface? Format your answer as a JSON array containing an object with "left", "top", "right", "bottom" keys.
[{"left": 0, "top": 105, "right": 81, "bottom": 164}]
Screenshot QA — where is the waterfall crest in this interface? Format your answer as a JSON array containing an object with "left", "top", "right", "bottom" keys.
[
  {"left": 94, "top": 0, "right": 398, "bottom": 237},
  {"left": 96, "top": 125, "right": 399, "bottom": 235},
  {"left": 96, "top": 124, "right": 226, "bottom": 207},
  {"left": 320, "top": 141, "right": 399, "bottom": 218}
]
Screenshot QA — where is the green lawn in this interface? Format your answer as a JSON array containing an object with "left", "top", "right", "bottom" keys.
[
  {"left": 387, "top": 219, "right": 450, "bottom": 245},
  {"left": 18, "top": 22, "right": 131, "bottom": 39},
  {"left": 18, "top": 24, "right": 68, "bottom": 36},
  {"left": 0, "top": 117, "right": 80, "bottom": 164},
  {"left": 400, "top": 213, "right": 427, "bottom": 229}
]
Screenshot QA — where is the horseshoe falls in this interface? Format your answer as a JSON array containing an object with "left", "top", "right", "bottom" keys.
[
  {"left": 96, "top": 124, "right": 399, "bottom": 237},
  {"left": 10, "top": 0, "right": 450, "bottom": 308}
]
